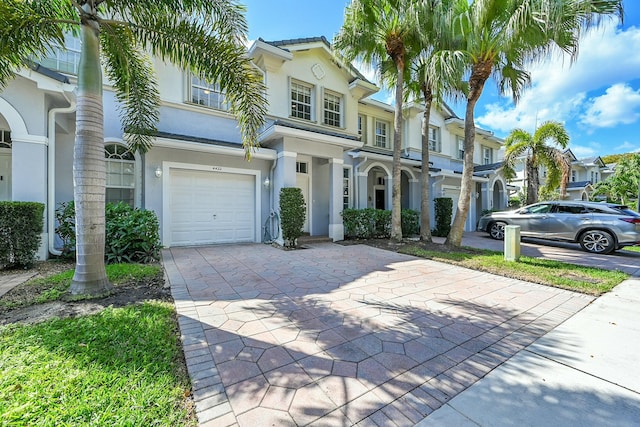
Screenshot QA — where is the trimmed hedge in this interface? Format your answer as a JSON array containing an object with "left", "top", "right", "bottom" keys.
[
  {"left": 432, "top": 197, "right": 453, "bottom": 237},
  {"left": 342, "top": 208, "right": 419, "bottom": 239},
  {"left": 0, "top": 201, "right": 44, "bottom": 267},
  {"left": 55, "top": 201, "right": 161, "bottom": 263},
  {"left": 279, "top": 188, "right": 306, "bottom": 248}
]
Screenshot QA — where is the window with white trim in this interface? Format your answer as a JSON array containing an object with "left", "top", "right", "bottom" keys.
[
  {"left": 428, "top": 126, "right": 440, "bottom": 152},
  {"left": 343, "top": 167, "right": 352, "bottom": 210},
  {"left": 0, "top": 130, "right": 11, "bottom": 149},
  {"left": 323, "top": 91, "right": 341, "bottom": 127},
  {"left": 590, "top": 171, "right": 599, "bottom": 183},
  {"left": 296, "top": 162, "right": 308, "bottom": 174},
  {"left": 358, "top": 114, "right": 367, "bottom": 143},
  {"left": 482, "top": 146, "right": 493, "bottom": 165},
  {"left": 39, "top": 33, "right": 81, "bottom": 75},
  {"left": 571, "top": 170, "right": 577, "bottom": 182},
  {"left": 190, "top": 76, "right": 230, "bottom": 110},
  {"left": 457, "top": 137, "right": 464, "bottom": 160},
  {"left": 374, "top": 120, "right": 389, "bottom": 148},
  {"left": 291, "top": 81, "right": 313, "bottom": 120},
  {"left": 105, "top": 143, "right": 135, "bottom": 207}
]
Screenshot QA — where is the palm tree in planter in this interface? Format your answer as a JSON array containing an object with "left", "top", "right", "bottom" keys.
[
  {"left": 502, "top": 121, "right": 571, "bottom": 205},
  {"left": 432, "top": 0, "right": 623, "bottom": 247},
  {"left": 334, "top": 0, "right": 421, "bottom": 242},
  {"left": 0, "top": 0, "right": 267, "bottom": 296}
]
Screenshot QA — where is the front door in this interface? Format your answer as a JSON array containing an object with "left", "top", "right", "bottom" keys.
[
  {"left": 375, "top": 188, "right": 385, "bottom": 210},
  {"left": 0, "top": 152, "right": 11, "bottom": 201}
]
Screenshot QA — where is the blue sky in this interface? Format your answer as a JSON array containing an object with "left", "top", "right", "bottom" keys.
[{"left": 242, "top": 0, "right": 640, "bottom": 158}]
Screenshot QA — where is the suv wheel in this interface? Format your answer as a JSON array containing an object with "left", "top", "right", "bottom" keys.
[
  {"left": 579, "top": 230, "right": 615, "bottom": 254},
  {"left": 489, "top": 221, "right": 506, "bottom": 240}
]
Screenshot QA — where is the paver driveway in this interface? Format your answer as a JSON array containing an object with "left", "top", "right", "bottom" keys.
[{"left": 163, "top": 243, "right": 592, "bottom": 426}]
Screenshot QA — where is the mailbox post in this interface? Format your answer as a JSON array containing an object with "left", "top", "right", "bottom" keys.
[{"left": 504, "top": 225, "right": 521, "bottom": 262}]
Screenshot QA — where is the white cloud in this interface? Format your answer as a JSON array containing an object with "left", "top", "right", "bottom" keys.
[
  {"left": 476, "top": 23, "right": 640, "bottom": 133},
  {"left": 615, "top": 141, "right": 638, "bottom": 152},
  {"left": 580, "top": 84, "right": 640, "bottom": 127},
  {"left": 569, "top": 145, "right": 598, "bottom": 158}
]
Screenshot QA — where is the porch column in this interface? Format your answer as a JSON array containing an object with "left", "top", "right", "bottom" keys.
[
  {"left": 329, "top": 158, "right": 344, "bottom": 241},
  {"left": 12, "top": 134, "right": 49, "bottom": 259},
  {"left": 385, "top": 176, "right": 393, "bottom": 211},
  {"left": 273, "top": 151, "right": 297, "bottom": 245},
  {"left": 356, "top": 172, "right": 368, "bottom": 209},
  {"left": 409, "top": 178, "right": 420, "bottom": 211}
]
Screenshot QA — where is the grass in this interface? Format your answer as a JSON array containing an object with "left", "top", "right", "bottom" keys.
[
  {"left": 623, "top": 246, "right": 640, "bottom": 253},
  {"left": 0, "top": 302, "right": 195, "bottom": 426},
  {"left": 400, "top": 246, "right": 629, "bottom": 296},
  {"left": 1, "top": 263, "right": 162, "bottom": 309}
]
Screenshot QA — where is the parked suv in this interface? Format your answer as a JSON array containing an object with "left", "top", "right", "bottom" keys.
[{"left": 477, "top": 201, "right": 640, "bottom": 254}]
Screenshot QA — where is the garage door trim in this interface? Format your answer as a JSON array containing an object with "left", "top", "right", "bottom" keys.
[{"left": 161, "top": 161, "right": 262, "bottom": 247}]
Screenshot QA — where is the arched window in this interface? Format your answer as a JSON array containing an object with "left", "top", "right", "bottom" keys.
[{"left": 105, "top": 143, "right": 135, "bottom": 207}]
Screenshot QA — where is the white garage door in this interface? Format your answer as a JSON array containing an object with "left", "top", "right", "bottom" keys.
[{"left": 169, "top": 169, "right": 255, "bottom": 246}]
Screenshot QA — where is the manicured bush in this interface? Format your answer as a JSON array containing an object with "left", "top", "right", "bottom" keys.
[
  {"left": 279, "top": 188, "right": 306, "bottom": 248},
  {"left": 0, "top": 201, "right": 44, "bottom": 268},
  {"left": 401, "top": 209, "right": 420, "bottom": 237},
  {"left": 432, "top": 197, "right": 453, "bottom": 237},
  {"left": 55, "top": 201, "right": 161, "bottom": 263},
  {"left": 342, "top": 208, "right": 418, "bottom": 239}
]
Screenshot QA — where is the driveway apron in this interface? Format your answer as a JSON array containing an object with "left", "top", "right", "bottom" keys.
[{"left": 163, "top": 243, "right": 592, "bottom": 426}]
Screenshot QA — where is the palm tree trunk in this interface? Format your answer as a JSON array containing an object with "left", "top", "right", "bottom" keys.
[
  {"left": 420, "top": 82, "right": 433, "bottom": 242},
  {"left": 70, "top": 21, "right": 112, "bottom": 296},
  {"left": 526, "top": 158, "right": 538, "bottom": 205},
  {"left": 446, "top": 63, "right": 490, "bottom": 247},
  {"left": 390, "top": 60, "right": 404, "bottom": 242}
]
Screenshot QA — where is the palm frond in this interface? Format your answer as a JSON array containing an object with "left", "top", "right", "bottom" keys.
[{"left": 101, "top": 22, "right": 160, "bottom": 153}]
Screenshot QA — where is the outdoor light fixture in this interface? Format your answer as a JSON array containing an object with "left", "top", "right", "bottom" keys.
[
  {"left": 263, "top": 177, "right": 270, "bottom": 188},
  {"left": 155, "top": 167, "right": 162, "bottom": 178}
]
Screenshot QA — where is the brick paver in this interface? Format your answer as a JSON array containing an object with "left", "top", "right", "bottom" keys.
[{"left": 163, "top": 243, "right": 593, "bottom": 426}]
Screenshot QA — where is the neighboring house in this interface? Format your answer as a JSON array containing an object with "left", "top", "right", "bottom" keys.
[
  {"left": 507, "top": 149, "right": 613, "bottom": 201},
  {"left": 0, "top": 35, "right": 506, "bottom": 259}
]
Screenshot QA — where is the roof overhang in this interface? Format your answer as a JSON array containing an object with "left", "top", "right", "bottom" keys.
[
  {"left": 154, "top": 136, "right": 277, "bottom": 160},
  {"left": 259, "top": 123, "right": 362, "bottom": 150},
  {"left": 348, "top": 150, "right": 421, "bottom": 167}
]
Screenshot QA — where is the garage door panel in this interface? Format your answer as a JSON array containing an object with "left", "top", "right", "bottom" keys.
[{"left": 169, "top": 169, "right": 256, "bottom": 246}]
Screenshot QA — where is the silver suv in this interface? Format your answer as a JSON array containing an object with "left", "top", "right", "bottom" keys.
[{"left": 477, "top": 201, "right": 640, "bottom": 254}]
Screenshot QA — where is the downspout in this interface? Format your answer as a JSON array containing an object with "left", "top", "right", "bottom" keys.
[
  {"left": 269, "top": 155, "right": 277, "bottom": 213},
  {"left": 48, "top": 93, "right": 76, "bottom": 256},
  {"left": 432, "top": 175, "right": 446, "bottom": 198}
]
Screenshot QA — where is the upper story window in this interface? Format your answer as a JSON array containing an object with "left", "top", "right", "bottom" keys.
[
  {"left": 291, "top": 81, "right": 313, "bottom": 121},
  {"left": 105, "top": 143, "right": 135, "bottom": 207},
  {"left": 374, "top": 120, "right": 389, "bottom": 148},
  {"left": 323, "top": 91, "right": 341, "bottom": 127},
  {"left": 571, "top": 170, "right": 577, "bottom": 182},
  {"left": 296, "top": 161, "right": 308, "bottom": 174},
  {"left": 39, "top": 33, "right": 81, "bottom": 75},
  {"left": 482, "top": 146, "right": 493, "bottom": 165},
  {"left": 0, "top": 130, "right": 11, "bottom": 149},
  {"left": 191, "top": 76, "right": 230, "bottom": 111},
  {"left": 590, "top": 171, "right": 599, "bottom": 183},
  {"left": 428, "top": 126, "right": 441, "bottom": 152},
  {"left": 358, "top": 114, "right": 367, "bottom": 143},
  {"left": 457, "top": 137, "right": 464, "bottom": 160}
]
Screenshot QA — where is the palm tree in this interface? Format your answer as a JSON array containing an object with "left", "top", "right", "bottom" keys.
[
  {"left": 433, "top": 0, "right": 623, "bottom": 247},
  {"left": 334, "top": 0, "right": 420, "bottom": 242},
  {"left": 0, "top": 0, "right": 267, "bottom": 296},
  {"left": 502, "top": 121, "right": 570, "bottom": 205}
]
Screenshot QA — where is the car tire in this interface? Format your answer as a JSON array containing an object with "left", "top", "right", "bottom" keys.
[
  {"left": 489, "top": 221, "right": 506, "bottom": 240},
  {"left": 579, "top": 230, "right": 616, "bottom": 254}
]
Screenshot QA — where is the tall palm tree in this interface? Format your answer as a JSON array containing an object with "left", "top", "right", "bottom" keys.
[
  {"left": 433, "top": 0, "right": 623, "bottom": 247},
  {"left": 334, "top": 0, "right": 420, "bottom": 242},
  {"left": 0, "top": 0, "right": 267, "bottom": 296},
  {"left": 502, "top": 121, "right": 570, "bottom": 205}
]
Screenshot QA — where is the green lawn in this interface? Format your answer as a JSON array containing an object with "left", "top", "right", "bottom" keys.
[
  {"left": 0, "top": 302, "right": 194, "bottom": 426},
  {"left": 623, "top": 246, "right": 640, "bottom": 253},
  {"left": 400, "top": 246, "right": 628, "bottom": 296}
]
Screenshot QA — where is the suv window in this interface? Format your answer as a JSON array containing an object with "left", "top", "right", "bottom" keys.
[
  {"left": 528, "top": 204, "right": 553, "bottom": 214},
  {"left": 556, "top": 205, "right": 589, "bottom": 214}
]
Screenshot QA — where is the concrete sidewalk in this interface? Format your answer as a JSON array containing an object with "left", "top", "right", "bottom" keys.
[{"left": 418, "top": 277, "right": 640, "bottom": 426}]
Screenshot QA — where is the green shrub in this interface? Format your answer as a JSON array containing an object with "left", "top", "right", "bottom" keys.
[
  {"left": 401, "top": 209, "right": 420, "bottom": 237},
  {"left": 342, "top": 208, "right": 417, "bottom": 239},
  {"left": 0, "top": 201, "right": 44, "bottom": 268},
  {"left": 55, "top": 201, "right": 161, "bottom": 263},
  {"left": 432, "top": 197, "right": 453, "bottom": 237},
  {"left": 279, "top": 188, "right": 306, "bottom": 248}
]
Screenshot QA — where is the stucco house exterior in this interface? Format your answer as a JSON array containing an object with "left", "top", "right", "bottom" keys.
[{"left": 0, "top": 35, "right": 507, "bottom": 259}]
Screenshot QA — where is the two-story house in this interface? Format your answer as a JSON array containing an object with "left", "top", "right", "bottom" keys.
[{"left": 0, "top": 35, "right": 506, "bottom": 258}]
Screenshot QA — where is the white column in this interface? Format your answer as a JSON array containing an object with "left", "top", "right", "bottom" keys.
[
  {"left": 329, "top": 158, "right": 344, "bottom": 241},
  {"left": 409, "top": 178, "right": 420, "bottom": 211},
  {"left": 356, "top": 172, "right": 368, "bottom": 209},
  {"left": 273, "top": 151, "right": 297, "bottom": 245}
]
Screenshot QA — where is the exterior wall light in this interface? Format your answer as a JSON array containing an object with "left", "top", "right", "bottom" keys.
[
  {"left": 155, "top": 167, "right": 162, "bottom": 178},
  {"left": 263, "top": 177, "right": 270, "bottom": 188}
]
